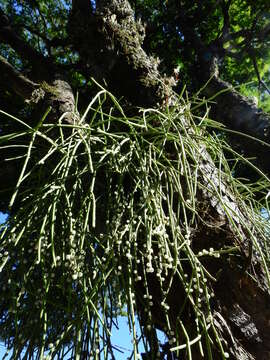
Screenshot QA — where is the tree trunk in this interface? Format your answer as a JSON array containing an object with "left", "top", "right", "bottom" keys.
[
  {"left": 0, "top": 1, "right": 270, "bottom": 359},
  {"left": 67, "top": 2, "right": 270, "bottom": 358}
]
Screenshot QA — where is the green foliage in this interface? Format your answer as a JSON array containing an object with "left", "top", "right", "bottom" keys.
[
  {"left": 0, "top": 1, "right": 270, "bottom": 358},
  {"left": 0, "top": 88, "right": 269, "bottom": 359},
  {"left": 239, "top": 81, "right": 270, "bottom": 113},
  {"left": 132, "top": 0, "right": 270, "bottom": 98},
  {"left": 1, "top": 1, "right": 269, "bottom": 113},
  {"left": 0, "top": 0, "right": 73, "bottom": 70}
]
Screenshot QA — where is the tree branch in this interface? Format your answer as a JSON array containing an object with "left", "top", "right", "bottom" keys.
[
  {"left": 172, "top": 9, "right": 270, "bottom": 175},
  {"left": 0, "top": 55, "right": 38, "bottom": 99},
  {"left": 0, "top": 10, "right": 55, "bottom": 80},
  {"left": 68, "top": 0, "right": 175, "bottom": 106},
  {"left": 257, "top": 22, "right": 270, "bottom": 41},
  {"left": 1, "top": 2, "right": 270, "bottom": 358},
  {"left": 204, "top": 71, "right": 270, "bottom": 174},
  {"left": 220, "top": 0, "right": 232, "bottom": 42}
]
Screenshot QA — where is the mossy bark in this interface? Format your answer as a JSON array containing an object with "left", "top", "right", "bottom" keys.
[{"left": 1, "top": 1, "right": 270, "bottom": 358}]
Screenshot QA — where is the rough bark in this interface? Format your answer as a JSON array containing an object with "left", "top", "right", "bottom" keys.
[
  {"left": 134, "top": 151, "right": 270, "bottom": 359},
  {"left": 68, "top": 0, "right": 175, "bottom": 106},
  {"left": 168, "top": 2, "right": 270, "bottom": 176},
  {"left": 203, "top": 61, "right": 270, "bottom": 176},
  {"left": 0, "top": 1, "right": 270, "bottom": 359},
  {"left": 71, "top": 2, "right": 270, "bottom": 358},
  {"left": 0, "top": 59, "right": 76, "bottom": 212},
  {"left": 205, "top": 75, "right": 270, "bottom": 143}
]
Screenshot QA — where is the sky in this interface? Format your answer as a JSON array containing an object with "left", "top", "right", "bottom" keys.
[
  {"left": 0, "top": 316, "right": 143, "bottom": 360},
  {"left": 0, "top": 213, "right": 9, "bottom": 359},
  {"left": 0, "top": 211, "right": 144, "bottom": 359},
  {"left": 0, "top": 213, "right": 7, "bottom": 224}
]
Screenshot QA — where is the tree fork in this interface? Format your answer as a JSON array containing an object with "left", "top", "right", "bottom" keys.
[
  {"left": 80, "top": 2, "right": 270, "bottom": 357},
  {"left": 0, "top": 1, "right": 270, "bottom": 358}
]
